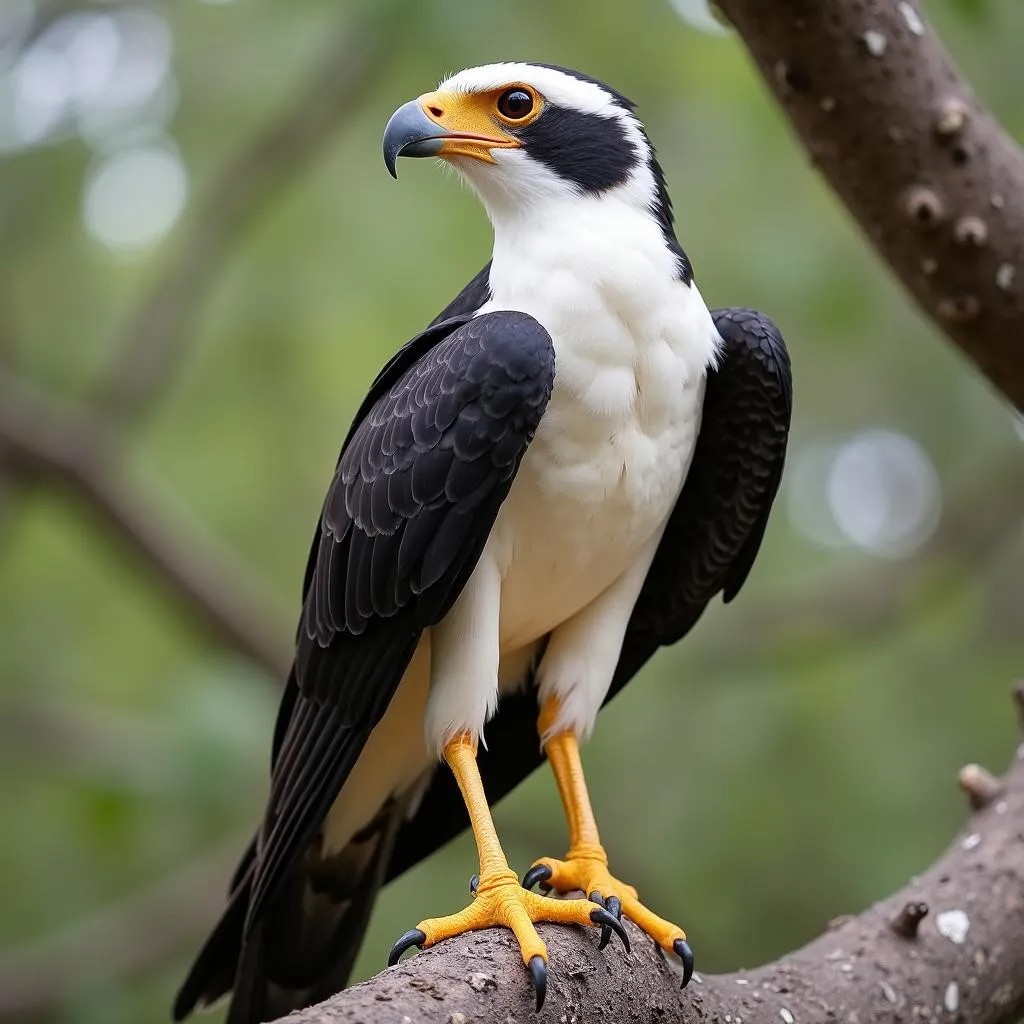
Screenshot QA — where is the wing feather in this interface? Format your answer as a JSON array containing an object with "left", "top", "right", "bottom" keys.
[{"left": 244, "top": 309, "right": 555, "bottom": 931}]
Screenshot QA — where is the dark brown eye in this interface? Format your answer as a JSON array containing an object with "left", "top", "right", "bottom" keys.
[{"left": 497, "top": 88, "right": 534, "bottom": 120}]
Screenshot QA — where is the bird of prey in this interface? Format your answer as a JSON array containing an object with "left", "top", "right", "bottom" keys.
[{"left": 174, "top": 62, "right": 792, "bottom": 1023}]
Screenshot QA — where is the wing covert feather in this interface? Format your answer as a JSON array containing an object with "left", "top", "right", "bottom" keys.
[{"left": 248, "top": 310, "right": 554, "bottom": 929}]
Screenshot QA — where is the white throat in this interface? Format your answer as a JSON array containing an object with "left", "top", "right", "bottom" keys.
[
  {"left": 476, "top": 182, "right": 719, "bottom": 388},
  {"left": 467, "top": 181, "right": 721, "bottom": 531}
]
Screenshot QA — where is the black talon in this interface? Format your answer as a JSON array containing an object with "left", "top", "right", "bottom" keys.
[
  {"left": 599, "top": 895, "right": 622, "bottom": 951},
  {"left": 469, "top": 874, "right": 480, "bottom": 896},
  {"left": 387, "top": 928, "right": 425, "bottom": 967},
  {"left": 587, "top": 891, "right": 611, "bottom": 950},
  {"left": 522, "top": 864, "right": 553, "bottom": 892},
  {"left": 673, "top": 938, "right": 695, "bottom": 989},
  {"left": 528, "top": 955, "right": 547, "bottom": 1012},
  {"left": 590, "top": 907, "right": 630, "bottom": 953}
]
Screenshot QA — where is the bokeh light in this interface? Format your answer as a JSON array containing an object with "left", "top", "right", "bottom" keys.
[
  {"left": 82, "top": 141, "right": 187, "bottom": 251},
  {"left": 787, "top": 430, "right": 942, "bottom": 558},
  {"left": 826, "top": 430, "right": 941, "bottom": 557},
  {"left": 0, "top": 7, "right": 174, "bottom": 154}
]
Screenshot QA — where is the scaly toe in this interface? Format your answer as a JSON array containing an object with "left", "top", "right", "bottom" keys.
[
  {"left": 527, "top": 854, "right": 689, "bottom": 963},
  {"left": 395, "top": 874, "right": 630, "bottom": 1009}
]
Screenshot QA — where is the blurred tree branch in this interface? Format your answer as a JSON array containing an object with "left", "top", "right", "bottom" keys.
[
  {"left": 694, "top": 452, "right": 1024, "bottom": 679},
  {"left": 0, "top": 838, "right": 245, "bottom": 1019},
  {"left": 0, "top": 12, "right": 408, "bottom": 1004},
  {"left": 274, "top": 691, "right": 1024, "bottom": 1023},
  {"left": 0, "top": 371, "right": 291, "bottom": 676},
  {"left": 94, "top": 2, "right": 404, "bottom": 421},
  {"left": 0, "top": 3, "right": 408, "bottom": 677},
  {"left": 714, "top": 0, "right": 1024, "bottom": 409}
]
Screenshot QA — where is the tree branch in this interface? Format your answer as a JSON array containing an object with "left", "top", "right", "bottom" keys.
[
  {"left": 714, "top": 0, "right": 1024, "bottom": 409},
  {"left": 0, "top": 372, "right": 291, "bottom": 678},
  {"left": 277, "top": 691, "right": 1024, "bottom": 1024}
]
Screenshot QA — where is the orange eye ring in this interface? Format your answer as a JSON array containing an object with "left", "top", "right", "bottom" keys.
[{"left": 496, "top": 86, "right": 536, "bottom": 122}]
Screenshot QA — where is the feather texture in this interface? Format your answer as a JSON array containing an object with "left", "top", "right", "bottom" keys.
[{"left": 174, "top": 309, "right": 554, "bottom": 1023}]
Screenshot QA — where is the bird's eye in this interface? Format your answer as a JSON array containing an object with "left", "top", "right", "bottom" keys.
[{"left": 497, "top": 88, "right": 534, "bottom": 121}]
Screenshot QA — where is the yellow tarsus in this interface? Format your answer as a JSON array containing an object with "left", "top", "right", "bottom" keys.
[
  {"left": 410, "top": 732, "right": 610, "bottom": 967},
  {"left": 533, "top": 697, "right": 687, "bottom": 951},
  {"left": 541, "top": 700, "right": 607, "bottom": 863},
  {"left": 444, "top": 733, "right": 516, "bottom": 884}
]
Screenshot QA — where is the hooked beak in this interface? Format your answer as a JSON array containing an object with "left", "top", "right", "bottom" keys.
[
  {"left": 382, "top": 100, "right": 448, "bottom": 179},
  {"left": 382, "top": 92, "right": 521, "bottom": 179}
]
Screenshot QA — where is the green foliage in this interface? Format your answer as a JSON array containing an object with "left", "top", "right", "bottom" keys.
[{"left": 0, "top": 1, "right": 1022, "bottom": 1020}]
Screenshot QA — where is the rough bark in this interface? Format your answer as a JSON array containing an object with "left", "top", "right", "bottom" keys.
[
  {"left": 714, "top": 0, "right": 1024, "bottom": 409},
  {"left": 274, "top": 692, "right": 1024, "bottom": 1024}
]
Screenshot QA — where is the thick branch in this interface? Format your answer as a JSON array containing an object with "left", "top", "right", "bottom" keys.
[
  {"left": 0, "top": 372, "right": 291, "bottom": 678},
  {"left": 275, "top": 700, "right": 1024, "bottom": 1024},
  {"left": 715, "top": 0, "right": 1024, "bottom": 408}
]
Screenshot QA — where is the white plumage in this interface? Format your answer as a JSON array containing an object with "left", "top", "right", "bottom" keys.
[{"left": 324, "top": 64, "right": 720, "bottom": 853}]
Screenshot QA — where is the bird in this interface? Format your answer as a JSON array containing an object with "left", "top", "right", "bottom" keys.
[{"left": 173, "top": 62, "right": 792, "bottom": 1023}]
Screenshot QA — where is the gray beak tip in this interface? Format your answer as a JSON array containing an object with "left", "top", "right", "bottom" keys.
[{"left": 382, "top": 99, "right": 447, "bottom": 180}]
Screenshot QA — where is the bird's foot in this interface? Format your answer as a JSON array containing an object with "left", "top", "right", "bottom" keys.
[
  {"left": 388, "top": 867, "right": 629, "bottom": 1010},
  {"left": 522, "top": 848, "right": 694, "bottom": 988}
]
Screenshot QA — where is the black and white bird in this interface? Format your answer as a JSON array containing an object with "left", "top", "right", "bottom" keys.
[{"left": 175, "top": 62, "right": 792, "bottom": 1023}]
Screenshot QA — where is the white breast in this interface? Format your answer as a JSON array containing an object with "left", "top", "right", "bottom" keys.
[{"left": 476, "top": 193, "right": 721, "bottom": 649}]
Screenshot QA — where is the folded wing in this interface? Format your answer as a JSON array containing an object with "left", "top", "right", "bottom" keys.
[{"left": 174, "top": 309, "right": 555, "bottom": 1023}]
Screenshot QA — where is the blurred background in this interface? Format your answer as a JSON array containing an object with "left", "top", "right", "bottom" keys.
[{"left": 0, "top": 0, "right": 1022, "bottom": 1020}]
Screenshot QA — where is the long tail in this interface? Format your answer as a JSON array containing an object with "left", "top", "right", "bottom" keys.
[{"left": 174, "top": 800, "right": 405, "bottom": 1024}]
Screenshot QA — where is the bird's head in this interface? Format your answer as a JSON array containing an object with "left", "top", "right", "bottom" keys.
[{"left": 382, "top": 63, "right": 678, "bottom": 244}]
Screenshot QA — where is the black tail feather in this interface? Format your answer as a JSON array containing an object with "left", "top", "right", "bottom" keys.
[{"left": 175, "top": 797, "right": 408, "bottom": 1023}]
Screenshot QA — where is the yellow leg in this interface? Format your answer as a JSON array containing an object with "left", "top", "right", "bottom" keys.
[
  {"left": 388, "top": 733, "right": 628, "bottom": 1009},
  {"left": 526, "top": 699, "right": 695, "bottom": 986}
]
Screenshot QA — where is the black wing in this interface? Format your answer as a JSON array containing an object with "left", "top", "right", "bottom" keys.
[
  {"left": 174, "top": 307, "right": 553, "bottom": 1022},
  {"left": 386, "top": 306, "right": 793, "bottom": 880},
  {"left": 262, "top": 309, "right": 555, "bottom": 919}
]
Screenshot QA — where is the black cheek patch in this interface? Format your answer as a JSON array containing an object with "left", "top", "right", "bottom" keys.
[
  {"left": 514, "top": 97, "right": 694, "bottom": 285},
  {"left": 516, "top": 105, "right": 637, "bottom": 194}
]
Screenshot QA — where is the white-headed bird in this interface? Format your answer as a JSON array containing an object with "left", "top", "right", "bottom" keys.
[{"left": 175, "top": 63, "right": 792, "bottom": 1023}]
